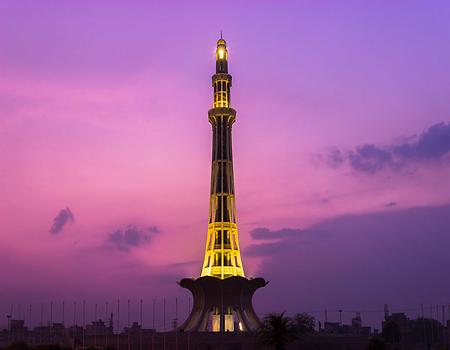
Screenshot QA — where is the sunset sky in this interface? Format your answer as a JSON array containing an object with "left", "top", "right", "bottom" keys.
[{"left": 1, "top": 0, "right": 450, "bottom": 329}]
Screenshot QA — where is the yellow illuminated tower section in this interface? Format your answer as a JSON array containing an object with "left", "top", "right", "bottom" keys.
[{"left": 201, "top": 37, "right": 245, "bottom": 279}]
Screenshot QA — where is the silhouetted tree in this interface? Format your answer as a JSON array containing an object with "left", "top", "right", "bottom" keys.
[
  {"left": 257, "top": 312, "right": 297, "bottom": 350},
  {"left": 366, "top": 337, "right": 386, "bottom": 350},
  {"left": 293, "top": 313, "right": 316, "bottom": 336},
  {"left": 412, "top": 317, "right": 444, "bottom": 346},
  {"left": 382, "top": 320, "right": 401, "bottom": 344}
]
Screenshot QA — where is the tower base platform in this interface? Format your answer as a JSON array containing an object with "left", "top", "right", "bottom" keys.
[{"left": 177, "top": 276, "right": 268, "bottom": 332}]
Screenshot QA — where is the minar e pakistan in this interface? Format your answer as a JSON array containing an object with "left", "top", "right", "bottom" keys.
[{"left": 177, "top": 37, "right": 267, "bottom": 333}]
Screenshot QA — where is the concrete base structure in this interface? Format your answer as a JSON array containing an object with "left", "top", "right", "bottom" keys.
[{"left": 178, "top": 276, "right": 267, "bottom": 332}]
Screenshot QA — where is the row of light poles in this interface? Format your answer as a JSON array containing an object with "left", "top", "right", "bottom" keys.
[{"left": 4, "top": 297, "right": 190, "bottom": 331}]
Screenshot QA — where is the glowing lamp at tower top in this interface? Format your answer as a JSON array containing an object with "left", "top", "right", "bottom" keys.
[{"left": 215, "top": 38, "right": 228, "bottom": 66}]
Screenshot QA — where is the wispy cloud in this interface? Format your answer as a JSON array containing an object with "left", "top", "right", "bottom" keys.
[
  {"left": 49, "top": 208, "right": 74, "bottom": 234},
  {"left": 106, "top": 225, "right": 160, "bottom": 252},
  {"left": 393, "top": 122, "right": 450, "bottom": 160},
  {"left": 250, "top": 227, "right": 302, "bottom": 240},
  {"left": 349, "top": 144, "right": 393, "bottom": 173},
  {"left": 323, "top": 122, "right": 450, "bottom": 174}
]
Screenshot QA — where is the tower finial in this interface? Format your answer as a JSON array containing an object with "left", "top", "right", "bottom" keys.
[{"left": 220, "top": 30, "right": 223, "bottom": 39}]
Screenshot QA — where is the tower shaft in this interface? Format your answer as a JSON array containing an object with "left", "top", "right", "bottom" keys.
[{"left": 201, "top": 39, "right": 244, "bottom": 279}]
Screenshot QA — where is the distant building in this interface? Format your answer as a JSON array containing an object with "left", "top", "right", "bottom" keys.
[
  {"left": 321, "top": 313, "right": 371, "bottom": 336},
  {"left": 382, "top": 308, "right": 449, "bottom": 348}
]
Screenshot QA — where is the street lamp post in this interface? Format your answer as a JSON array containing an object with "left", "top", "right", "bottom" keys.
[{"left": 7, "top": 314, "right": 12, "bottom": 345}]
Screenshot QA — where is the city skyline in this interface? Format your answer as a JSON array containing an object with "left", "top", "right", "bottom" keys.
[{"left": 1, "top": 1, "right": 450, "bottom": 330}]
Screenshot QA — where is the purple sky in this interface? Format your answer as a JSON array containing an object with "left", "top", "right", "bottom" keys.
[{"left": 1, "top": 1, "right": 450, "bottom": 329}]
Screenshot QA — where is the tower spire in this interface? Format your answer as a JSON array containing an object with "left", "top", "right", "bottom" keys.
[{"left": 201, "top": 37, "right": 244, "bottom": 279}]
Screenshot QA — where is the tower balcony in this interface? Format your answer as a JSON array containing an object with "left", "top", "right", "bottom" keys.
[
  {"left": 203, "top": 266, "right": 244, "bottom": 278},
  {"left": 214, "top": 243, "right": 232, "bottom": 249},
  {"left": 208, "top": 107, "right": 236, "bottom": 125}
]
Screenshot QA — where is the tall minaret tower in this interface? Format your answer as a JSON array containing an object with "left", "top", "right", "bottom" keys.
[
  {"left": 178, "top": 37, "right": 266, "bottom": 333},
  {"left": 201, "top": 37, "right": 245, "bottom": 279}
]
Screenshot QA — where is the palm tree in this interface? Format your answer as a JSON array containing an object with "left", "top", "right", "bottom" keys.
[{"left": 257, "top": 312, "right": 297, "bottom": 350}]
